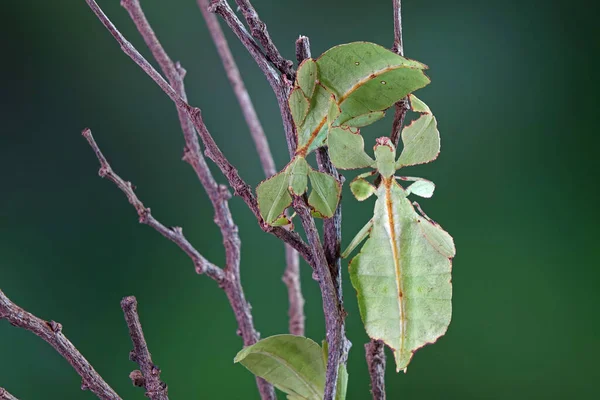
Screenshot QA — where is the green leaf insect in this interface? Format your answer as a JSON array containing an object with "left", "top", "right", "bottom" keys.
[
  {"left": 235, "top": 335, "right": 348, "bottom": 400},
  {"left": 329, "top": 97, "right": 455, "bottom": 372},
  {"left": 258, "top": 42, "right": 430, "bottom": 226}
]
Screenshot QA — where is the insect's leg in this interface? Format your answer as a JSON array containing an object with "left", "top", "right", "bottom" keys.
[{"left": 342, "top": 219, "right": 374, "bottom": 259}]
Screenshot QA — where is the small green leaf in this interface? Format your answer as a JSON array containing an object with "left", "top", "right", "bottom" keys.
[
  {"left": 289, "top": 87, "right": 310, "bottom": 127},
  {"left": 316, "top": 42, "right": 430, "bottom": 125},
  {"left": 328, "top": 126, "right": 374, "bottom": 170},
  {"left": 335, "top": 363, "right": 348, "bottom": 400},
  {"left": 271, "top": 215, "right": 292, "bottom": 227},
  {"left": 350, "top": 176, "right": 376, "bottom": 201},
  {"left": 401, "top": 177, "right": 435, "bottom": 198},
  {"left": 296, "top": 84, "right": 332, "bottom": 155},
  {"left": 287, "top": 156, "right": 309, "bottom": 195},
  {"left": 307, "top": 170, "right": 341, "bottom": 218},
  {"left": 257, "top": 169, "right": 292, "bottom": 225},
  {"left": 396, "top": 95, "right": 440, "bottom": 168},
  {"left": 235, "top": 335, "right": 325, "bottom": 400},
  {"left": 327, "top": 95, "right": 342, "bottom": 128},
  {"left": 343, "top": 111, "right": 386, "bottom": 128},
  {"left": 297, "top": 59, "right": 318, "bottom": 98}
]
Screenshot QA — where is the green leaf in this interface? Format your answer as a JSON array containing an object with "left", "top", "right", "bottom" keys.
[
  {"left": 349, "top": 180, "right": 453, "bottom": 372},
  {"left": 289, "top": 87, "right": 310, "bottom": 127},
  {"left": 327, "top": 95, "right": 342, "bottom": 128},
  {"left": 296, "top": 84, "right": 332, "bottom": 155},
  {"left": 235, "top": 335, "right": 325, "bottom": 400},
  {"left": 297, "top": 59, "right": 318, "bottom": 98},
  {"left": 343, "top": 111, "right": 386, "bottom": 128},
  {"left": 307, "top": 169, "right": 341, "bottom": 218},
  {"left": 328, "top": 126, "right": 374, "bottom": 170},
  {"left": 257, "top": 169, "right": 292, "bottom": 225},
  {"left": 350, "top": 174, "right": 376, "bottom": 201},
  {"left": 396, "top": 95, "right": 440, "bottom": 168},
  {"left": 400, "top": 177, "right": 435, "bottom": 198},
  {"left": 271, "top": 215, "right": 292, "bottom": 227},
  {"left": 335, "top": 363, "right": 348, "bottom": 400},
  {"left": 316, "top": 42, "right": 430, "bottom": 125},
  {"left": 287, "top": 156, "right": 309, "bottom": 195}
]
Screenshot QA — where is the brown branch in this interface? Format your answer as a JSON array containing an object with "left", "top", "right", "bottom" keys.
[
  {"left": 295, "top": 36, "right": 311, "bottom": 64},
  {"left": 82, "top": 128, "right": 225, "bottom": 283},
  {"left": 365, "top": 340, "right": 387, "bottom": 400},
  {"left": 197, "top": 0, "right": 276, "bottom": 177},
  {"left": 121, "top": 296, "right": 168, "bottom": 400},
  {"left": 390, "top": 0, "right": 409, "bottom": 147},
  {"left": 85, "top": 0, "right": 312, "bottom": 268},
  {"left": 0, "top": 388, "right": 18, "bottom": 400},
  {"left": 0, "top": 290, "right": 121, "bottom": 400},
  {"left": 209, "top": 0, "right": 297, "bottom": 155},
  {"left": 233, "top": 0, "right": 294, "bottom": 79},
  {"left": 294, "top": 198, "right": 344, "bottom": 400}
]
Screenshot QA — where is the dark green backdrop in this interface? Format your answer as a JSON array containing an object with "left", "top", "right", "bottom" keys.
[{"left": 1, "top": 0, "right": 598, "bottom": 398}]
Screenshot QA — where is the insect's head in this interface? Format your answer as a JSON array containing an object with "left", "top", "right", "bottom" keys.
[{"left": 374, "top": 137, "right": 396, "bottom": 179}]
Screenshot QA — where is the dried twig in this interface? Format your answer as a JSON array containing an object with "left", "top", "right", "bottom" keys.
[
  {"left": 294, "top": 198, "right": 344, "bottom": 400},
  {"left": 121, "top": 296, "right": 168, "bottom": 400},
  {"left": 295, "top": 36, "right": 311, "bottom": 64},
  {"left": 233, "top": 0, "right": 294, "bottom": 79},
  {"left": 0, "top": 290, "right": 121, "bottom": 400},
  {"left": 198, "top": 0, "right": 304, "bottom": 335},
  {"left": 365, "top": 340, "right": 387, "bottom": 400},
  {"left": 390, "top": 0, "right": 410, "bottom": 146},
  {"left": 0, "top": 388, "right": 18, "bottom": 400},
  {"left": 209, "top": 0, "right": 297, "bottom": 155},
  {"left": 82, "top": 128, "right": 225, "bottom": 282},
  {"left": 85, "top": 0, "right": 312, "bottom": 267}
]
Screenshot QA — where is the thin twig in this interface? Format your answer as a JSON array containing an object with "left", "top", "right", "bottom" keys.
[
  {"left": 294, "top": 198, "right": 344, "bottom": 400},
  {"left": 85, "top": 0, "right": 312, "bottom": 268},
  {"left": 390, "top": 0, "right": 409, "bottom": 147},
  {"left": 82, "top": 128, "right": 225, "bottom": 283},
  {"left": 0, "top": 388, "right": 18, "bottom": 400},
  {"left": 295, "top": 36, "right": 311, "bottom": 64},
  {"left": 209, "top": 0, "right": 297, "bottom": 155},
  {"left": 121, "top": 296, "right": 168, "bottom": 400},
  {"left": 233, "top": 0, "right": 294, "bottom": 79},
  {"left": 365, "top": 340, "right": 387, "bottom": 400},
  {"left": 0, "top": 290, "right": 121, "bottom": 400},
  {"left": 197, "top": 0, "right": 276, "bottom": 177}
]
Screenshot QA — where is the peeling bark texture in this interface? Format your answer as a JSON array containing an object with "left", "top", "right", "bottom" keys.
[
  {"left": 366, "top": 340, "right": 387, "bottom": 400},
  {"left": 0, "top": 388, "right": 19, "bottom": 400}
]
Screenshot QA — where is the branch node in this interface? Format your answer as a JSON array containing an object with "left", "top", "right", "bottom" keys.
[
  {"left": 129, "top": 370, "right": 145, "bottom": 387},
  {"left": 48, "top": 320, "right": 62, "bottom": 333}
]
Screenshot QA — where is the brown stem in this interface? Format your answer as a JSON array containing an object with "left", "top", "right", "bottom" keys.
[
  {"left": 0, "top": 388, "right": 18, "bottom": 400},
  {"left": 197, "top": 0, "right": 276, "bottom": 177},
  {"left": 209, "top": 0, "right": 297, "bottom": 155},
  {"left": 82, "top": 129, "right": 225, "bottom": 282},
  {"left": 198, "top": 0, "right": 304, "bottom": 336},
  {"left": 295, "top": 36, "right": 311, "bottom": 64},
  {"left": 365, "top": 340, "right": 387, "bottom": 400},
  {"left": 294, "top": 198, "right": 344, "bottom": 400},
  {"left": 233, "top": 0, "right": 294, "bottom": 79},
  {"left": 85, "top": 0, "right": 312, "bottom": 267},
  {"left": 390, "top": 0, "right": 409, "bottom": 147},
  {"left": 121, "top": 296, "right": 168, "bottom": 400},
  {"left": 0, "top": 290, "right": 121, "bottom": 400}
]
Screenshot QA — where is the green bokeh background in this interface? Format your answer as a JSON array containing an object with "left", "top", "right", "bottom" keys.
[{"left": 1, "top": 0, "right": 598, "bottom": 398}]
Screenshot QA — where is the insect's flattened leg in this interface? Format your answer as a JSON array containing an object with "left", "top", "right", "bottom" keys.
[
  {"left": 397, "top": 176, "right": 435, "bottom": 198},
  {"left": 412, "top": 201, "right": 436, "bottom": 224},
  {"left": 342, "top": 219, "right": 374, "bottom": 259}
]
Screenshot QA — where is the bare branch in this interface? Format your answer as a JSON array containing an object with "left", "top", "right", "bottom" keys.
[
  {"left": 293, "top": 198, "right": 344, "bottom": 400},
  {"left": 197, "top": 0, "right": 276, "bottom": 177},
  {"left": 0, "top": 290, "right": 121, "bottom": 400},
  {"left": 209, "top": 0, "right": 297, "bottom": 155},
  {"left": 84, "top": 0, "right": 311, "bottom": 267},
  {"left": 282, "top": 244, "right": 305, "bottom": 335},
  {"left": 295, "top": 36, "right": 311, "bottom": 64},
  {"left": 365, "top": 340, "right": 387, "bottom": 400},
  {"left": 390, "top": 0, "right": 409, "bottom": 146},
  {"left": 0, "top": 388, "right": 18, "bottom": 400},
  {"left": 121, "top": 296, "right": 168, "bottom": 400},
  {"left": 82, "top": 128, "right": 225, "bottom": 282},
  {"left": 233, "top": 0, "right": 294, "bottom": 79}
]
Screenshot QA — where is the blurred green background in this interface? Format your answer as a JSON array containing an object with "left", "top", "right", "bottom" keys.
[{"left": 1, "top": 0, "right": 598, "bottom": 398}]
